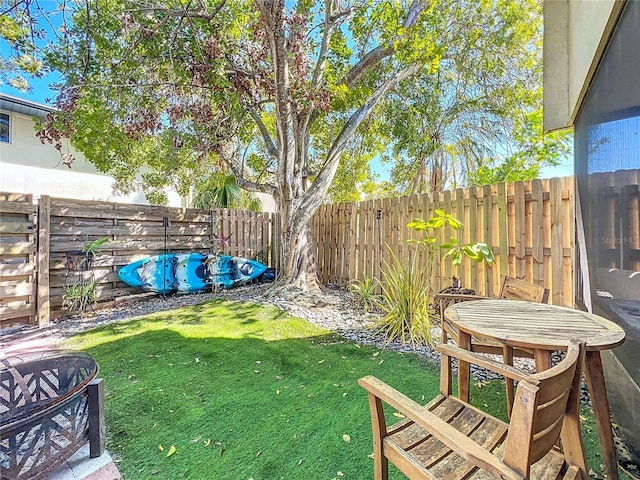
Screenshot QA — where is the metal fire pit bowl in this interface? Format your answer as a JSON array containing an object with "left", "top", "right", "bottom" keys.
[{"left": 0, "top": 350, "right": 105, "bottom": 480}]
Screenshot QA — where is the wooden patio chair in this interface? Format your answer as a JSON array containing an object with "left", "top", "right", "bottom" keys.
[
  {"left": 436, "top": 276, "right": 549, "bottom": 415},
  {"left": 359, "top": 340, "right": 587, "bottom": 480}
]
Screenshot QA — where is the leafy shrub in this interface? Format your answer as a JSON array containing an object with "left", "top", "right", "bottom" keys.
[
  {"left": 374, "top": 210, "right": 495, "bottom": 347},
  {"left": 407, "top": 210, "right": 495, "bottom": 265},
  {"left": 348, "top": 276, "right": 381, "bottom": 312}
]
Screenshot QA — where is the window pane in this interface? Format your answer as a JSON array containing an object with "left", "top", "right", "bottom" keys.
[{"left": 0, "top": 113, "right": 9, "bottom": 143}]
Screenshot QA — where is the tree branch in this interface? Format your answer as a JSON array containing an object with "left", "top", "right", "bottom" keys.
[
  {"left": 342, "top": 0, "right": 430, "bottom": 88},
  {"left": 248, "top": 107, "right": 280, "bottom": 159},
  {"left": 121, "top": 0, "right": 227, "bottom": 21},
  {"left": 235, "top": 171, "right": 278, "bottom": 197},
  {"left": 304, "top": 63, "right": 421, "bottom": 210},
  {"left": 256, "top": 0, "right": 297, "bottom": 201},
  {"left": 311, "top": 1, "right": 353, "bottom": 88},
  {"left": 216, "top": 138, "right": 278, "bottom": 196}
]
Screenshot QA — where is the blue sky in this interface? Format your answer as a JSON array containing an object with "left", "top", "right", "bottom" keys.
[
  {"left": 540, "top": 159, "right": 573, "bottom": 178},
  {"left": 2, "top": 73, "right": 60, "bottom": 104}
]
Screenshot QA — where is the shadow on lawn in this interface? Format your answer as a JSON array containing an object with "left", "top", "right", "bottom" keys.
[
  {"left": 69, "top": 298, "right": 300, "bottom": 348},
  {"left": 68, "top": 323, "right": 441, "bottom": 480}
]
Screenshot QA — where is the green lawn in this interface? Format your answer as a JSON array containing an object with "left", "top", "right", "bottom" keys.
[{"left": 66, "top": 299, "right": 628, "bottom": 479}]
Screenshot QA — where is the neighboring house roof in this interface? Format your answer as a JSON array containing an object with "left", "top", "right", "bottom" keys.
[{"left": 0, "top": 93, "right": 51, "bottom": 118}]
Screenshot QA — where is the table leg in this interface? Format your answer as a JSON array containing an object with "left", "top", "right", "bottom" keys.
[
  {"left": 533, "top": 349, "right": 552, "bottom": 371},
  {"left": 458, "top": 331, "right": 471, "bottom": 402},
  {"left": 584, "top": 351, "right": 619, "bottom": 480}
]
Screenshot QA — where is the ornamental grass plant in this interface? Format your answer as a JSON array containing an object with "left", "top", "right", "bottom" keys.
[
  {"left": 374, "top": 250, "right": 433, "bottom": 347},
  {"left": 348, "top": 276, "right": 381, "bottom": 312}
]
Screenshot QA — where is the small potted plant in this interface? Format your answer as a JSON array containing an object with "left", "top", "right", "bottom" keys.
[{"left": 65, "top": 236, "right": 110, "bottom": 272}]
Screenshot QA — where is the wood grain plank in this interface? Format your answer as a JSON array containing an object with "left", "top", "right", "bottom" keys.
[
  {"left": 0, "top": 303, "right": 35, "bottom": 321},
  {"left": 497, "top": 183, "right": 509, "bottom": 285},
  {"left": 550, "top": 178, "right": 564, "bottom": 305},
  {"left": 37, "top": 195, "right": 51, "bottom": 326},
  {"left": 513, "top": 182, "right": 526, "bottom": 281},
  {"left": 0, "top": 200, "right": 36, "bottom": 215}
]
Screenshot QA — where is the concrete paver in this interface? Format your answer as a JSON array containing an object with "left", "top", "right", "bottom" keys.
[{"left": 45, "top": 444, "right": 121, "bottom": 480}]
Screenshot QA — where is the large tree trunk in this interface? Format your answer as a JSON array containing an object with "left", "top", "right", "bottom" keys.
[
  {"left": 280, "top": 220, "right": 324, "bottom": 292},
  {"left": 255, "top": 1, "right": 427, "bottom": 295}
]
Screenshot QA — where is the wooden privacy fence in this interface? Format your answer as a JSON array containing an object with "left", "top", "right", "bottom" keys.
[
  {"left": 311, "top": 177, "right": 575, "bottom": 306},
  {"left": 0, "top": 195, "right": 276, "bottom": 327},
  {"left": 1, "top": 176, "right": 576, "bottom": 328},
  {"left": 0, "top": 193, "right": 38, "bottom": 328}
]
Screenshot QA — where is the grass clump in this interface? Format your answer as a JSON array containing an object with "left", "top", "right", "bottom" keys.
[
  {"left": 66, "top": 299, "right": 629, "bottom": 479},
  {"left": 348, "top": 276, "right": 381, "bottom": 312}
]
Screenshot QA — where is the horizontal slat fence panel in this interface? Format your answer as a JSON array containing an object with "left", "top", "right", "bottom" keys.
[
  {"left": 45, "top": 198, "right": 276, "bottom": 310},
  {"left": 310, "top": 177, "right": 575, "bottom": 307},
  {"left": 1, "top": 193, "right": 276, "bottom": 321},
  {"left": 0, "top": 193, "right": 37, "bottom": 327}
]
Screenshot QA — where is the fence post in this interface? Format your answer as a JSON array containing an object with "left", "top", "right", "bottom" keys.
[
  {"left": 272, "top": 211, "right": 280, "bottom": 272},
  {"left": 550, "top": 178, "right": 564, "bottom": 305},
  {"left": 37, "top": 195, "right": 50, "bottom": 326},
  {"left": 497, "top": 182, "right": 509, "bottom": 283}
]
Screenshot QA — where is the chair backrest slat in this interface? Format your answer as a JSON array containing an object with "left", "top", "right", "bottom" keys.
[
  {"left": 499, "top": 276, "right": 547, "bottom": 303},
  {"left": 532, "top": 385, "right": 572, "bottom": 433},
  {"left": 502, "top": 341, "right": 584, "bottom": 476},
  {"left": 535, "top": 366, "right": 576, "bottom": 405},
  {"left": 530, "top": 414, "right": 566, "bottom": 463}
]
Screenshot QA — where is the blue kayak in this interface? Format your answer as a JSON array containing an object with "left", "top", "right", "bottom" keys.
[{"left": 118, "top": 254, "right": 268, "bottom": 293}]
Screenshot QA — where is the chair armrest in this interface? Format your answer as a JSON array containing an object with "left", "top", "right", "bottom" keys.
[
  {"left": 358, "top": 375, "right": 526, "bottom": 480},
  {"left": 436, "top": 344, "right": 536, "bottom": 384}
]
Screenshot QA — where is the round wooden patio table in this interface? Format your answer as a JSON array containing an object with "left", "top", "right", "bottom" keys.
[{"left": 444, "top": 299, "right": 626, "bottom": 480}]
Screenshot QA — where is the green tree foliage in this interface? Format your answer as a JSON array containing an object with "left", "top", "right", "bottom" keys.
[
  {"left": 468, "top": 112, "right": 572, "bottom": 186},
  {"left": 191, "top": 175, "right": 262, "bottom": 211},
  {"left": 2, "top": 0, "right": 561, "bottom": 291},
  {"left": 369, "top": 0, "right": 561, "bottom": 195}
]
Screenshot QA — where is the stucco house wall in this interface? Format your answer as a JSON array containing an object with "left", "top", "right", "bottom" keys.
[
  {"left": 0, "top": 94, "right": 183, "bottom": 205},
  {"left": 543, "top": 0, "right": 623, "bottom": 131}
]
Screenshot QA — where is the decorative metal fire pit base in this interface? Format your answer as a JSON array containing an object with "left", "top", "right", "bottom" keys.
[{"left": 0, "top": 350, "right": 105, "bottom": 480}]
